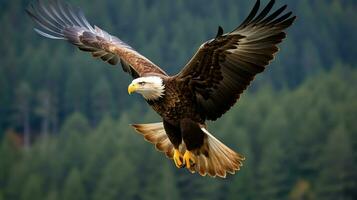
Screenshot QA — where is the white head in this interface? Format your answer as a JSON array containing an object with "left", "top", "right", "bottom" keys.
[{"left": 128, "top": 76, "right": 165, "bottom": 100}]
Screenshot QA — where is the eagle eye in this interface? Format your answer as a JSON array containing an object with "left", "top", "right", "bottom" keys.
[{"left": 138, "top": 81, "right": 145, "bottom": 85}]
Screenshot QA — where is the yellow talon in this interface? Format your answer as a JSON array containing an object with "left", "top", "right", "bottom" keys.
[
  {"left": 173, "top": 149, "right": 183, "bottom": 168},
  {"left": 183, "top": 150, "right": 195, "bottom": 169}
]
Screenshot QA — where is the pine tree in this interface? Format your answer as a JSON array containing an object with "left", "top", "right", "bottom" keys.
[
  {"left": 176, "top": 171, "right": 222, "bottom": 200},
  {"left": 0, "top": 190, "right": 4, "bottom": 200},
  {"left": 0, "top": 131, "right": 21, "bottom": 195},
  {"left": 60, "top": 112, "right": 91, "bottom": 136},
  {"left": 289, "top": 179, "right": 314, "bottom": 200},
  {"left": 20, "top": 174, "right": 44, "bottom": 200},
  {"left": 156, "top": 163, "right": 180, "bottom": 200},
  {"left": 93, "top": 154, "right": 139, "bottom": 200},
  {"left": 0, "top": 72, "right": 10, "bottom": 135},
  {"left": 81, "top": 116, "right": 119, "bottom": 197},
  {"left": 64, "top": 69, "right": 87, "bottom": 115},
  {"left": 14, "top": 81, "right": 32, "bottom": 150},
  {"left": 226, "top": 129, "right": 256, "bottom": 200},
  {"left": 45, "top": 190, "right": 59, "bottom": 200},
  {"left": 62, "top": 169, "right": 86, "bottom": 200},
  {"left": 35, "top": 89, "right": 52, "bottom": 139},
  {"left": 60, "top": 112, "right": 91, "bottom": 172},
  {"left": 257, "top": 140, "right": 290, "bottom": 200},
  {"left": 140, "top": 161, "right": 180, "bottom": 200},
  {"left": 315, "top": 125, "right": 356, "bottom": 200},
  {"left": 301, "top": 40, "right": 323, "bottom": 76},
  {"left": 90, "top": 76, "right": 113, "bottom": 125}
]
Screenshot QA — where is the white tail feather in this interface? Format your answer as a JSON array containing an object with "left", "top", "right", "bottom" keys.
[
  {"left": 191, "top": 127, "right": 245, "bottom": 178},
  {"left": 131, "top": 122, "right": 245, "bottom": 178},
  {"left": 131, "top": 122, "right": 174, "bottom": 158}
]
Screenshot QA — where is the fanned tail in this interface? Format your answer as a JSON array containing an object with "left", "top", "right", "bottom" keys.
[
  {"left": 131, "top": 122, "right": 245, "bottom": 178},
  {"left": 189, "top": 127, "right": 245, "bottom": 178},
  {"left": 131, "top": 122, "right": 174, "bottom": 158}
]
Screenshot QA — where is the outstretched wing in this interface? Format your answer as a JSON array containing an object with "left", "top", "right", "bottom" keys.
[
  {"left": 175, "top": 0, "right": 295, "bottom": 120},
  {"left": 26, "top": 0, "right": 167, "bottom": 78}
]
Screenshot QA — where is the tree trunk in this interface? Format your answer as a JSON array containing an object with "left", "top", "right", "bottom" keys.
[{"left": 24, "top": 110, "right": 30, "bottom": 150}]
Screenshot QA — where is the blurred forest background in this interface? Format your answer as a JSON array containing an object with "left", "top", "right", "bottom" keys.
[{"left": 1, "top": 0, "right": 356, "bottom": 199}]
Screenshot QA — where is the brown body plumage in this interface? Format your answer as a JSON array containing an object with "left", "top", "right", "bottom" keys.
[
  {"left": 27, "top": 0, "right": 295, "bottom": 177},
  {"left": 148, "top": 77, "right": 204, "bottom": 124}
]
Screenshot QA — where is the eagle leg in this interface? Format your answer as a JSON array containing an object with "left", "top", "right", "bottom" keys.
[
  {"left": 173, "top": 149, "right": 184, "bottom": 168},
  {"left": 183, "top": 150, "right": 196, "bottom": 169}
]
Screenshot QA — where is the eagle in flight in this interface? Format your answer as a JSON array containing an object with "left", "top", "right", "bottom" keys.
[{"left": 27, "top": 0, "right": 295, "bottom": 178}]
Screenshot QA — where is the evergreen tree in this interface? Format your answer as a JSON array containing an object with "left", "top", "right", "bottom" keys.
[
  {"left": 315, "top": 125, "right": 356, "bottom": 200},
  {"left": 0, "top": 131, "right": 21, "bottom": 193},
  {"left": 226, "top": 129, "right": 256, "bottom": 200},
  {"left": 93, "top": 154, "right": 139, "bottom": 200},
  {"left": 35, "top": 89, "right": 52, "bottom": 139},
  {"left": 140, "top": 161, "right": 180, "bottom": 200},
  {"left": 156, "top": 163, "right": 180, "bottom": 200},
  {"left": 64, "top": 69, "right": 87, "bottom": 115},
  {"left": 0, "top": 72, "right": 10, "bottom": 135},
  {"left": 257, "top": 140, "right": 290, "bottom": 200},
  {"left": 90, "top": 76, "right": 113, "bottom": 125},
  {"left": 14, "top": 81, "right": 32, "bottom": 149},
  {"left": 176, "top": 171, "right": 222, "bottom": 200},
  {"left": 301, "top": 40, "right": 323, "bottom": 76},
  {"left": 62, "top": 169, "right": 86, "bottom": 200},
  {"left": 81, "top": 116, "right": 119, "bottom": 197},
  {"left": 45, "top": 190, "right": 59, "bottom": 200},
  {"left": 60, "top": 112, "right": 91, "bottom": 136},
  {"left": 59, "top": 113, "right": 91, "bottom": 175},
  {"left": 20, "top": 174, "right": 44, "bottom": 200},
  {"left": 289, "top": 179, "right": 314, "bottom": 200}
]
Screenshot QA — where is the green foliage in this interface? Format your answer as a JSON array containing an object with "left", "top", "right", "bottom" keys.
[
  {"left": 258, "top": 140, "right": 290, "bottom": 200},
  {"left": 0, "top": 0, "right": 356, "bottom": 199},
  {"left": 61, "top": 112, "right": 90, "bottom": 136},
  {"left": 62, "top": 169, "right": 86, "bottom": 200},
  {"left": 1, "top": 67, "right": 356, "bottom": 200},
  {"left": 45, "top": 190, "right": 59, "bottom": 200},
  {"left": 91, "top": 76, "right": 114, "bottom": 124},
  {"left": 93, "top": 154, "right": 138, "bottom": 200},
  {"left": 289, "top": 179, "right": 314, "bottom": 200},
  {"left": 226, "top": 130, "right": 256, "bottom": 200},
  {"left": 1, "top": 0, "right": 357, "bottom": 134},
  {"left": 64, "top": 69, "right": 87, "bottom": 115},
  {"left": 21, "top": 174, "right": 44, "bottom": 200},
  {"left": 0, "top": 132, "right": 21, "bottom": 190},
  {"left": 315, "top": 125, "right": 356, "bottom": 200}
]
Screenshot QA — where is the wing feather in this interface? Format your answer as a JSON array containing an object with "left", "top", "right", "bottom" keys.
[
  {"left": 175, "top": 0, "right": 295, "bottom": 120},
  {"left": 27, "top": 0, "right": 167, "bottom": 78},
  {"left": 237, "top": 0, "right": 260, "bottom": 29},
  {"left": 250, "top": 0, "right": 275, "bottom": 24}
]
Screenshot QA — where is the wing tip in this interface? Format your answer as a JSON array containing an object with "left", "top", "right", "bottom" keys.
[
  {"left": 235, "top": 0, "right": 295, "bottom": 31},
  {"left": 215, "top": 26, "right": 224, "bottom": 38}
]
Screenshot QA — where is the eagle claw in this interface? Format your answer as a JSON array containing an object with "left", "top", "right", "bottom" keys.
[
  {"left": 183, "top": 150, "right": 196, "bottom": 169},
  {"left": 173, "top": 149, "right": 184, "bottom": 168}
]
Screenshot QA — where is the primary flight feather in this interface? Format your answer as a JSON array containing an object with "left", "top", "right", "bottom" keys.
[{"left": 27, "top": 0, "right": 295, "bottom": 178}]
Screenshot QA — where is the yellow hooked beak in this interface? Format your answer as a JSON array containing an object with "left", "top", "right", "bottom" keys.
[{"left": 128, "top": 83, "right": 138, "bottom": 94}]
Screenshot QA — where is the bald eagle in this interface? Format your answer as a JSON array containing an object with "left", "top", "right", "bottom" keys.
[{"left": 27, "top": 0, "right": 295, "bottom": 178}]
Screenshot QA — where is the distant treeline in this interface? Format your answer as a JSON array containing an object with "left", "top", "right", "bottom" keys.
[
  {"left": 0, "top": 0, "right": 356, "bottom": 137},
  {"left": 1, "top": 67, "right": 356, "bottom": 200}
]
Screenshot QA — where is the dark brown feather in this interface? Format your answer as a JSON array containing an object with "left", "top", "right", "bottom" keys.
[
  {"left": 237, "top": 0, "right": 260, "bottom": 29},
  {"left": 174, "top": 0, "right": 295, "bottom": 120}
]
